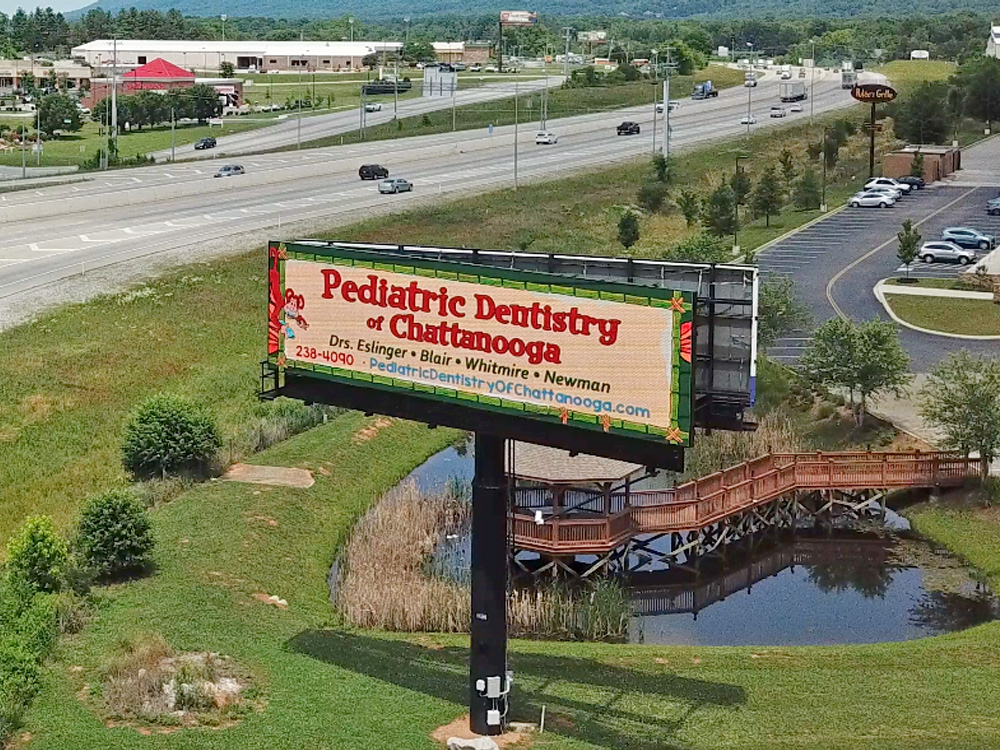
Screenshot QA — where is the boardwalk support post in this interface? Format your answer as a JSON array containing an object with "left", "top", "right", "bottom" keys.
[{"left": 470, "top": 432, "right": 509, "bottom": 736}]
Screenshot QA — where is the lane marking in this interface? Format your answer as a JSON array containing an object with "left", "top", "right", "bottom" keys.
[{"left": 825, "top": 188, "right": 977, "bottom": 320}]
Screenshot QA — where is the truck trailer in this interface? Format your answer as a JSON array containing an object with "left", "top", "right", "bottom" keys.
[{"left": 778, "top": 81, "right": 807, "bottom": 102}]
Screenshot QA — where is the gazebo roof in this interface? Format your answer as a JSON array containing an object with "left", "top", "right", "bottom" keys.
[
  {"left": 508, "top": 442, "right": 646, "bottom": 485},
  {"left": 123, "top": 58, "right": 195, "bottom": 80}
]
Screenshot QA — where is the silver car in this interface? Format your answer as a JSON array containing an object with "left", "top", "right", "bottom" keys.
[
  {"left": 865, "top": 177, "right": 912, "bottom": 194},
  {"left": 865, "top": 185, "right": 903, "bottom": 200},
  {"left": 849, "top": 191, "right": 895, "bottom": 208},
  {"left": 378, "top": 177, "right": 413, "bottom": 194},
  {"left": 919, "top": 241, "right": 976, "bottom": 264}
]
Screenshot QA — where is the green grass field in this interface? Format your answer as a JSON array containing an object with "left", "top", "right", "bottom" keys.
[{"left": 885, "top": 294, "right": 1000, "bottom": 335}]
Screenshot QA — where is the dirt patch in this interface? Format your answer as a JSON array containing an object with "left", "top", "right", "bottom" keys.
[
  {"left": 252, "top": 592, "right": 288, "bottom": 609},
  {"left": 352, "top": 417, "right": 393, "bottom": 443},
  {"left": 221, "top": 463, "right": 314, "bottom": 488},
  {"left": 432, "top": 715, "right": 533, "bottom": 748}
]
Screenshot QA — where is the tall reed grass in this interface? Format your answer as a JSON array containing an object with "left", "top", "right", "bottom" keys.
[{"left": 335, "top": 481, "right": 630, "bottom": 640}]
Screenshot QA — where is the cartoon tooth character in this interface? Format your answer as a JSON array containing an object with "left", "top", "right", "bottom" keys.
[{"left": 281, "top": 289, "right": 309, "bottom": 339}]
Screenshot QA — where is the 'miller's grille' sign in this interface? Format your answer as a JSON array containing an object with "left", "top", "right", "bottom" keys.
[
  {"left": 851, "top": 83, "right": 897, "bottom": 103},
  {"left": 267, "top": 243, "right": 695, "bottom": 446}
]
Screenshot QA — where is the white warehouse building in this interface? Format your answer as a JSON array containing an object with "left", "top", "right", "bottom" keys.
[
  {"left": 70, "top": 39, "right": 402, "bottom": 73},
  {"left": 987, "top": 26, "right": 1000, "bottom": 57}
]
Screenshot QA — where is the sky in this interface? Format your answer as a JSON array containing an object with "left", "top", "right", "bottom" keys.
[{"left": 0, "top": 0, "right": 88, "bottom": 14}]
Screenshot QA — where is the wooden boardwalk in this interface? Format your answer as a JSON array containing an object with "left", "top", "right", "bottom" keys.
[{"left": 513, "top": 451, "right": 982, "bottom": 555}]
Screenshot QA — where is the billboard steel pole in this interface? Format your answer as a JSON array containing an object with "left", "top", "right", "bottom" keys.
[
  {"left": 868, "top": 101, "right": 875, "bottom": 178},
  {"left": 469, "top": 432, "right": 509, "bottom": 736}
]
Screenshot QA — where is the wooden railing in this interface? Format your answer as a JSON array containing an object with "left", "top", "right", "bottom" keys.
[{"left": 513, "top": 451, "right": 983, "bottom": 554}]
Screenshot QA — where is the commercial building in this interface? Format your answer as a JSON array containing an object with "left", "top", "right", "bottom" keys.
[
  {"left": 81, "top": 57, "right": 243, "bottom": 109},
  {"left": 71, "top": 39, "right": 402, "bottom": 73},
  {"left": 0, "top": 58, "right": 91, "bottom": 92},
  {"left": 431, "top": 41, "right": 493, "bottom": 64},
  {"left": 988, "top": 26, "right": 1000, "bottom": 57},
  {"left": 882, "top": 145, "right": 961, "bottom": 184}
]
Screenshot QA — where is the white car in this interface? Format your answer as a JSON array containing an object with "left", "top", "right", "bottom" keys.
[
  {"left": 484, "top": 65, "right": 499, "bottom": 73},
  {"left": 769, "top": 106, "right": 787, "bottom": 118},
  {"left": 364, "top": 102, "right": 382, "bottom": 112},
  {"left": 790, "top": 103, "right": 804, "bottom": 113},
  {"left": 865, "top": 177, "right": 912, "bottom": 194},
  {"left": 744, "top": 78, "right": 757, "bottom": 87},
  {"left": 469, "top": 64, "right": 482, "bottom": 72},
  {"left": 740, "top": 115, "right": 758, "bottom": 125},
  {"left": 849, "top": 191, "right": 895, "bottom": 208},
  {"left": 535, "top": 130, "right": 558, "bottom": 145},
  {"left": 866, "top": 185, "right": 903, "bottom": 200},
  {"left": 780, "top": 71, "right": 792, "bottom": 80},
  {"left": 655, "top": 100, "right": 681, "bottom": 113},
  {"left": 918, "top": 241, "right": 976, "bottom": 265}
]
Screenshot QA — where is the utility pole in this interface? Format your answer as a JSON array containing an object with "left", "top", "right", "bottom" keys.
[
  {"left": 297, "top": 93, "right": 302, "bottom": 148},
  {"left": 562, "top": 27, "right": 572, "bottom": 78},
  {"left": 170, "top": 107, "right": 175, "bottom": 162},
  {"left": 662, "top": 46, "right": 675, "bottom": 159},
  {"left": 393, "top": 56, "right": 399, "bottom": 119},
  {"left": 35, "top": 103, "right": 41, "bottom": 166},
  {"left": 20, "top": 123, "right": 26, "bottom": 179},
  {"left": 513, "top": 82, "right": 519, "bottom": 189},
  {"left": 810, "top": 38, "right": 816, "bottom": 124},
  {"left": 111, "top": 37, "right": 118, "bottom": 164},
  {"left": 452, "top": 74, "right": 457, "bottom": 131}
]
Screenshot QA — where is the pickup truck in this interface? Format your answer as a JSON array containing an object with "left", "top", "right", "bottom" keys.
[{"left": 691, "top": 80, "right": 719, "bottom": 99}]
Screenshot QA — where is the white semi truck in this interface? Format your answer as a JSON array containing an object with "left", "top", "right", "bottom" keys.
[{"left": 778, "top": 81, "right": 807, "bottom": 102}]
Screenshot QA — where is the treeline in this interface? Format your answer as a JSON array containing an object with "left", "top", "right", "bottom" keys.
[
  {"left": 0, "top": 8, "right": 990, "bottom": 64},
  {"left": 91, "top": 84, "right": 223, "bottom": 130}
]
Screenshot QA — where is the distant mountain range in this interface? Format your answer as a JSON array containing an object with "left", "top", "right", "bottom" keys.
[{"left": 67, "top": 0, "right": 999, "bottom": 20}]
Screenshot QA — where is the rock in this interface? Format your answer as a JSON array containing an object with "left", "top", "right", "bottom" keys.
[{"left": 446, "top": 737, "right": 499, "bottom": 750}]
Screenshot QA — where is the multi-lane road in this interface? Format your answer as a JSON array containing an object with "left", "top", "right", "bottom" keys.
[{"left": 0, "top": 69, "right": 852, "bottom": 326}]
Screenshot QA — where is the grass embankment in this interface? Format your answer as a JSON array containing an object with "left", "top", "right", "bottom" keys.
[
  {"left": 281, "top": 66, "right": 746, "bottom": 151},
  {"left": 885, "top": 294, "right": 1000, "bottom": 335},
  {"left": 22, "top": 413, "right": 1000, "bottom": 749}
]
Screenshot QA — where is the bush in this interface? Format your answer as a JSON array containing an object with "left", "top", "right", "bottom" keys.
[
  {"left": 0, "top": 643, "right": 40, "bottom": 740},
  {"left": 5, "top": 517, "right": 68, "bottom": 593},
  {"left": 77, "top": 489, "right": 155, "bottom": 579},
  {"left": 637, "top": 181, "right": 668, "bottom": 213},
  {"left": 122, "top": 394, "right": 221, "bottom": 479}
]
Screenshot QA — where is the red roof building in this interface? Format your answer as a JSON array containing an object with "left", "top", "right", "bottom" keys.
[{"left": 121, "top": 57, "right": 195, "bottom": 91}]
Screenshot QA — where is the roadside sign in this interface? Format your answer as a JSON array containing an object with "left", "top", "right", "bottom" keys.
[
  {"left": 500, "top": 10, "right": 538, "bottom": 26},
  {"left": 851, "top": 83, "right": 897, "bottom": 103}
]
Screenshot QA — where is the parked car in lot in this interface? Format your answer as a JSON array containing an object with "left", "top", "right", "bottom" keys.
[
  {"left": 213, "top": 164, "right": 244, "bottom": 178},
  {"left": 378, "top": 177, "right": 413, "bottom": 194},
  {"left": 769, "top": 106, "right": 787, "bottom": 118},
  {"left": 849, "top": 191, "right": 895, "bottom": 208},
  {"left": 896, "top": 175, "right": 925, "bottom": 189},
  {"left": 740, "top": 115, "right": 758, "bottom": 125},
  {"left": 469, "top": 64, "right": 482, "bottom": 72},
  {"left": 987, "top": 198, "right": 1000, "bottom": 216},
  {"left": 364, "top": 102, "right": 382, "bottom": 112},
  {"left": 535, "top": 130, "right": 558, "bottom": 145},
  {"left": 617, "top": 121, "right": 640, "bottom": 135},
  {"left": 919, "top": 240, "right": 977, "bottom": 264},
  {"left": 194, "top": 137, "right": 217, "bottom": 150},
  {"left": 865, "top": 176, "right": 911, "bottom": 194},
  {"left": 359, "top": 164, "right": 389, "bottom": 180},
  {"left": 866, "top": 185, "right": 903, "bottom": 201},
  {"left": 484, "top": 65, "right": 499, "bottom": 73},
  {"left": 941, "top": 226, "right": 995, "bottom": 250}
]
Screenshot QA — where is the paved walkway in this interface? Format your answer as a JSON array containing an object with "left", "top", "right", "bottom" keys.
[{"left": 880, "top": 283, "right": 994, "bottom": 300}]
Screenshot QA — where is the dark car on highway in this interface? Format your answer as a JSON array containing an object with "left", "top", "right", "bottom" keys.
[
  {"left": 194, "top": 137, "right": 217, "bottom": 150},
  {"left": 617, "top": 121, "right": 640, "bottom": 136},
  {"left": 359, "top": 164, "right": 389, "bottom": 180}
]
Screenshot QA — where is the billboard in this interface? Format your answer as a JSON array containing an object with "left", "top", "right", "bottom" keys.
[
  {"left": 500, "top": 10, "right": 538, "bottom": 26},
  {"left": 268, "top": 242, "right": 695, "bottom": 447},
  {"left": 851, "top": 83, "right": 897, "bottom": 103},
  {"left": 578, "top": 30, "right": 607, "bottom": 43}
]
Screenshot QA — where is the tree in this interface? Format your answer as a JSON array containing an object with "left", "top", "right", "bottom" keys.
[
  {"left": 122, "top": 393, "right": 220, "bottom": 478},
  {"left": 637, "top": 181, "right": 668, "bottom": 213},
  {"left": 757, "top": 276, "right": 811, "bottom": 348},
  {"left": 651, "top": 153, "right": 674, "bottom": 184},
  {"left": 910, "top": 151, "right": 925, "bottom": 178},
  {"left": 751, "top": 166, "right": 783, "bottom": 227},
  {"left": 361, "top": 53, "right": 379, "bottom": 70},
  {"left": 617, "top": 211, "right": 640, "bottom": 250},
  {"left": 702, "top": 184, "right": 737, "bottom": 237},
  {"left": 76, "top": 489, "right": 155, "bottom": 578},
  {"left": 921, "top": 351, "right": 1000, "bottom": 477},
  {"left": 677, "top": 190, "right": 701, "bottom": 227},
  {"left": 402, "top": 40, "right": 435, "bottom": 63},
  {"left": 950, "top": 56, "right": 1000, "bottom": 125},
  {"left": 186, "top": 83, "right": 222, "bottom": 123},
  {"left": 896, "top": 219, "right": 921, "bottom": 279},
  {"left": 779, "top": 148, "right": 796, "bottom": 189},
  {"left": 730, "top": 167, "right": 752, "bottom": 205},
  {"left": 806, "top": 141, "right": 823, "bottom": 161},
  {"left": 660, "top": 231, "right": 729, "bottom": 263},
  {"left": 802, "top": 318, "right": 909, "bottom": 424},
  {"left": 822, "top": 132, "right": 840, "bottom": 170},
  {"left": 889, "top": 81, "right": 954, "bottom": 145},
  {"left": 6, "top": 516, "right": 68, "bottom": 592},
  {"left": 219, "top": 61, "right": 234, "bottom": 78},
  {"left": 794, "top": 167, "right": 822, "bottom": 210},
  {"left": 37, "top": 93, "right": 81, "bottom": 135}
]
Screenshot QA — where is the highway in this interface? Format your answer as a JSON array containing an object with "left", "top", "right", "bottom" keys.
[{"left": 0, "top": 70, "right": 853, "bottom": 326}]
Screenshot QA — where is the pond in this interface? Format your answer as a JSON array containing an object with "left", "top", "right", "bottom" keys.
[{"left": 404, "top": 441, "right": 998, "bottom": 646}]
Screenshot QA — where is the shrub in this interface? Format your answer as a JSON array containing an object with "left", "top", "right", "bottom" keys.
[
  {"left": 5, "top": 517, "right": 68, "bottom": 593},
  {"left": 77, "top": 489, "right": 155, "bottom": 579},
  {"left": 637, "top": 181, "right": 668, "bottom": 213},
  {"left": 122, "top": 394, "right": 221, "bottom": 479},
  {"left": 0, "top": 643, "right": 40, "bottom": 740}
]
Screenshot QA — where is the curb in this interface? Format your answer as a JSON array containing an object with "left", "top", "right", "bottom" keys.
[{"left": 874, "top": 279, "right": 1000, "bottom": 340}]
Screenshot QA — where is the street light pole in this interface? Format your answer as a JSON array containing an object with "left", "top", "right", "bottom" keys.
[
  {"left": 745, "top": 42, "right": 753, "bottom": 134},
  {"left": 221, "top": 14, "right": 227, "bottom": 43},
  {"left": 810, "top": 39, "right": 816, "bottom": 124},
  {"left": 821, "top": 126, "right": 828, "bottom": 211},
  {"left": 662, "top": 46, "right": 674, "bottom": 159},
  {"left": 562, "top": 27, "right": 572, "bottom": 79},
  {"left": 170, "top": 107, "right": 175, "bottom": 162},
  {"left": 513, "top": 82, "right": 519, "bottom": 189},
  {"left": 734, "top": 155, "right": 745, "bottom": 253}
]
